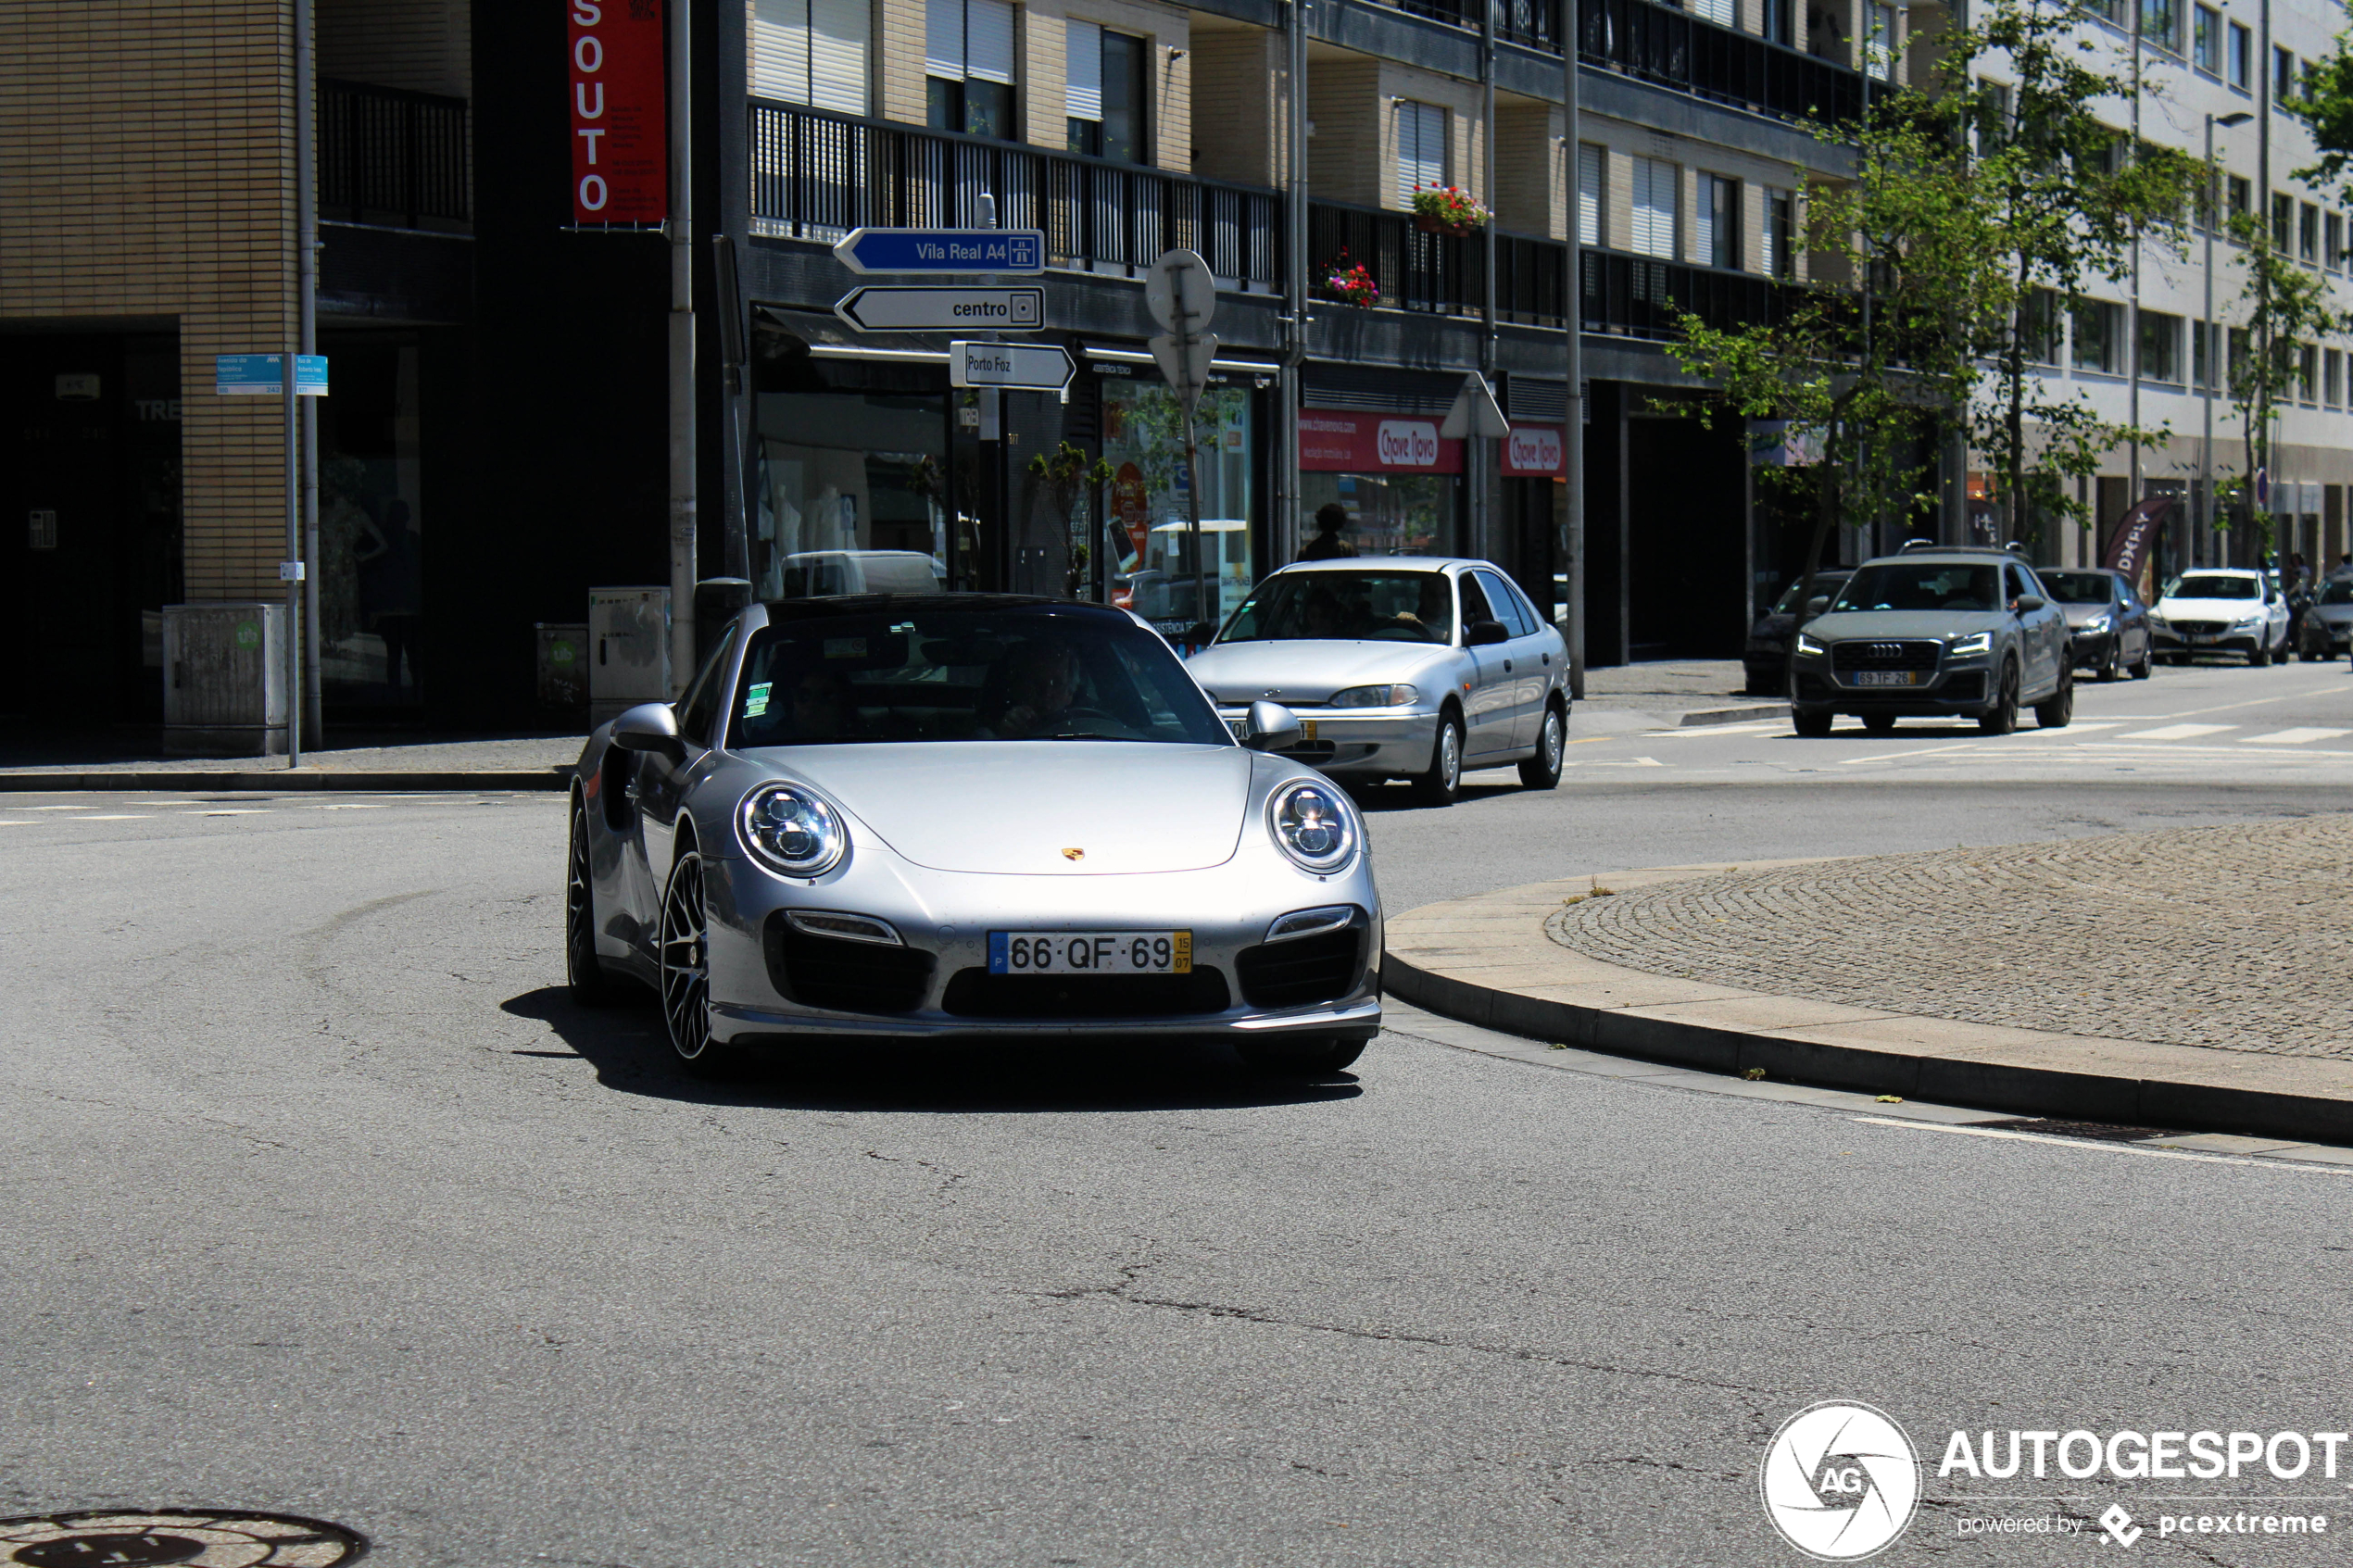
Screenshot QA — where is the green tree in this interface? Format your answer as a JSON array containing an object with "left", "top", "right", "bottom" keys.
[{"left": 2217, "top": 209, "right": 2347, "bottom": 547}]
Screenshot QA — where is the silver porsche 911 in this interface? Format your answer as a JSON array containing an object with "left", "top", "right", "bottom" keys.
[{"left": 565, "top": 595, "right": 1382, "bottom": 1076}]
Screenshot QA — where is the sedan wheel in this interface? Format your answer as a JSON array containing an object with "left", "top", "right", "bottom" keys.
[
  {"left": 566, "top": 800, "right": 621, "bottom": 1006},
  {"left": 2131, "top": 644, "right": 2153, "bottom": 679},
  {"left": 2034, "top": 664, "right": 2073, "bottom": 729},
  {"left": 1979, "top": 659, "right": 2020, "bottom": 735},
  {"left": 2250, "top": 641, "right": 2270, "bottom": 667},
  {"left": 1793, "top": 707, "right": 1834, "bottom": 738},
  {"left": 1415, "top": 713, "right": 1464, "bottom": 807},
  {"left": 1517, "top": 703, "right": 1566, "bottom": 790},
  {"left": 659, "top": 848, "right": 734, "bottom": 1073},
  {"left": 2095, "top": 641, "right": 2120, "bottom": 682},
  {"left": 1861, "top": 712, "right": 1897, "bottom": 734}
]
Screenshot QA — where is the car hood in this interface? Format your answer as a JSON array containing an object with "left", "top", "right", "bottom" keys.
[
  {"left": 753, "top": 741, "right": 1251, "bottom": 875},
  {"left": 2313, "top": 604, "right": 2353, "bottom": 622},
  {"left": 2059, "top": 603, "right": 2116, "bottom": 627},
  {"left": 1186, "top": 640, "right": 1453, "bottom": 706},
  {"left": 2157, "top": 596, "right": 2269, "bottom": 620},
  {"left": 1804, "top": 610, "right": 2007, "bottom": 641}
]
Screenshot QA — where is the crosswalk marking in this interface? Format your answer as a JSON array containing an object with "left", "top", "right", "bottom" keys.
[
  {"left": 2116, "top": 722, "right": 2234, "bottom": 741},
  {"left": 2242, "top": 727, "right": 2352, "bottom": 745},
  {"left": 80, "top": 814, "right": 152, "bottom": 821}
]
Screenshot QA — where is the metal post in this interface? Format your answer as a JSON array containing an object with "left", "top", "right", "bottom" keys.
[
  {"left": 281, "top": 355, "right": 301, "bottom": 768},
  {"left": 1562, "top": 0, "right": 1585, "bottom": 697},
  {"left": 2128, "top": 0, "right": 2143, "bottom": 558},
  {"left": 1283, "top": 0, "right": 1309, "bottom": 566},
  {"left": 666, "top": 0, "right": 698, "bottom": 695},
  {"left": 2258, "top": 0, "right": 2271, "bottom": 565},
  {"left": 296, "top": 0, "right": 321, "bottom": 746},
  {"left": 1478, "top": 0, "right": 1497, "bottom": 563}
]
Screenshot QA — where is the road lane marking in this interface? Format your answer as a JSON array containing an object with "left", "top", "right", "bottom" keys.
[
  {"left": 195, "top": 809, "right": 270, "bottom": 816},
  {"left": 1855, "top": 1116, "right": 2353, "bottom": 1174},
  {"left": 312, "top": 803, "right": 389, "bottom": 809},
  {"left": 2243, "top": 727, "right": 2352, "bottom": 744},
  {"left": 79, "top": 814, "right": 152, "bottom": 821},
  {"left": 26, "top": 805, "right": 95, "bottom": 810},
  {"left": 2116, "top": 722, "right": 2235, "bottom": 740},
  {"left": 1837, "top": 741, "right": 1983, "bottom": 765}
]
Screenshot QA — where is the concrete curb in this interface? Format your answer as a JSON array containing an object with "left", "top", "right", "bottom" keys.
[
  {"left": 1382, "top": 867, "right": 2353, "bottom": 1147},
  {"left": 1676, "top": 703, "right": 1788, "bottom": 727},
  {"left": 0, "top": 769, "right": 573, "bottom": 793}
]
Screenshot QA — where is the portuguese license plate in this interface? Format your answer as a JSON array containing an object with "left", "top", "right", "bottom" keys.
[
  {"left": 989, "top": 930, "right": 1192, "bottom": 975},
  {"left": 1854, "top": 670, "right": 1921, "bottom": 687}
]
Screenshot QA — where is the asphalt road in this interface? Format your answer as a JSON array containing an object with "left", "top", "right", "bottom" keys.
[{"left": 4, "top": 663, "right": 2348, "bottom": 1568}]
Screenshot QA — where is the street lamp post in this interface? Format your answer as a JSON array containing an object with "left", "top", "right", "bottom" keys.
[{"left": 2206, "top": 109, "right": 2253, "bottom": 571}]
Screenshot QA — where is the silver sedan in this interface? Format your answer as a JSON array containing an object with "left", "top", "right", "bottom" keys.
[
  {"left": 1184, "top": 558, "right": 1570, "bottom": 805},
  {"left": 565, "top": 596, "right": 1382, "bottom": 1076}
]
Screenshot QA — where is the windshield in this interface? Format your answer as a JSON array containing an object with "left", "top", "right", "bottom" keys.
[
  {"left": 2039, "top": 571, "right": 2116, "bottom": 606},
  {"left": 1771, "top": 574, "right": 1850, "bottom": 614},
  {"left": 1831, "top": 563, "right": 2000, "bottom": 613},
  {"left": 2169, "top": 574, "right": 2261, "bottom": 600},
  {"left": 1217, "top": 571, "right": 1456, "bottom": 645},
  {"left": 731, "top": 605, "right": 1228, "bottom": 746},
  {"left": 2322, "top": 580, "right": 2353, "bottom": 606}
]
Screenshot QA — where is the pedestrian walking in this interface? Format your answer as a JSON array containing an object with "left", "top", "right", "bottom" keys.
[{"left": 1299, "top": 501, "right": 1356, "bottom": 561}]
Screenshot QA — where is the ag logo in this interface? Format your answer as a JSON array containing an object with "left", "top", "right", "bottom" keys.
[{"left": 1760, "top": 1400, "right": 1920, "bottom": 1561}]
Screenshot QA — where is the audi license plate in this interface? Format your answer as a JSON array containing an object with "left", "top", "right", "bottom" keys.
[
  {"left": 1854, "top": 671, "right": 1921, "bottom": 687},
  {"left": 989, "top": 931, "right": 1192, "bottom": 975}
]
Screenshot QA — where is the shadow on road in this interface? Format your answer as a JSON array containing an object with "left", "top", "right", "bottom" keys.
[{"left": 499, "top": 986, "right": 1365, "bottom": 1114}]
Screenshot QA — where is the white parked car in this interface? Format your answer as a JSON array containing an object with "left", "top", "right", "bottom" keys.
[{"left": 2150, "top": 570, "right": 2291, "bottom": 666}]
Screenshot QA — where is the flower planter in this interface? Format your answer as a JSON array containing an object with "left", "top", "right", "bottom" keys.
[{"left": 1414, "top": 214, "right": 1478, "bottom": 238}]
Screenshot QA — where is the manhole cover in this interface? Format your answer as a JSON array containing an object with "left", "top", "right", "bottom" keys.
[{"left": 0, "top": 1512, "right": 363, "bottom": 1568}]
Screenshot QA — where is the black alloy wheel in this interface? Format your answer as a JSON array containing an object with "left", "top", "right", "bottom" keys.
[
  {"left": 1415, "top": 711, "right": 1465, "bottom": 807},
  {"left": 2096, "top": 639, "right": 2121, "bottom": 682},
  {"left": 2034, "top": 663, "right": 2074, "bottom": 729},
  {"left": 1518, "top": 702, "right": 1567, "bottom": 789},
  {"left": 659, "top": 847, "right": 735, "bottom": 1075},
  {"left": 2131, "top": 642, "right": 2154, "bottom": 679},
  {"left": 1979, "top": 659, "right": 2020, "bottom": 735},
  {"left": 566, "top": 800, "right": 621, "bottom": 1006},
  {"left": 1793, "top": 707, "right": 1834, "bottom": 738},
  {"left": 1237, "top": 1035, "right": 1367, "bottom": 1076},
  {"left": 2251, "top": 639, "right": 2270, "bottom": 667}
]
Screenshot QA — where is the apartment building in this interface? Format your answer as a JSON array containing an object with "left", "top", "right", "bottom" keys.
[{"left": 1, "top": 0, "right": 1890, "bottom": 731}]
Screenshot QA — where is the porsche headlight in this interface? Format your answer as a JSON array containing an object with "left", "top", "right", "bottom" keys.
[
  {"left": 1948, "top": 632, "right": 1992, "bottom": 657},
  {"left": 1268, "top": 781, "right": 1356, "bottom": 874},
  {"left": 737, "top": 783, "right": 846, "bottom": 877},
  {"left": 1794, "top": 633, "right": 1827, "bottom": 658},
  {"left": 1330, "top": 683, "right": 1419, "bottom": 708}
]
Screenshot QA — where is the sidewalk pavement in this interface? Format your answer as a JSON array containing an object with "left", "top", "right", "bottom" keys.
[
  {"left": 0, "top": 734, "right": 583, "bottom": 792},
  {"left": 1382, "top": 822, "right": 2353, "bottom": 1146},
  {"left": 1571, "top": 658, "right": 1784, "bottom": 734}
]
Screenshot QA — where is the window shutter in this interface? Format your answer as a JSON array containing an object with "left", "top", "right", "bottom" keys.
[
  {"left": 967, "top": 0, "right": 1015, "bottom": 84},
  {"left": 925, "top": 0, "right": 963, "bottom": 79},
  {"left": 1066, "top": 19, "right": 1103, "bottom": 119},
  {"left": 1397, "top": 102, "right": 1445, "bottom": 207},
  {"left": 751, "top": 0, "right": 813, "bottom": 105},
  {"left": 810, "top": 0, "right": 869, "bottom": 113},
  {"left": 1691, "top": 0, "right": 1734, "bottom": 25},
  {"left": 1577, "top": 144, "right": 1602, "bottom": 245},
  {"left": 1693, "top": 175, "right": 1717, "bottom": 267}
]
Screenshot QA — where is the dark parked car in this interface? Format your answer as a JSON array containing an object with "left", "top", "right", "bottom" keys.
[
  {"left": 2039, "top": 568, "right": 2153, "bottom": 681},
  {"left": 2296, "top": 575, "right": 2353, "bottom": 659},
  {"left": 1743, "top": 570, "right": 1853, "bottom": 696}
]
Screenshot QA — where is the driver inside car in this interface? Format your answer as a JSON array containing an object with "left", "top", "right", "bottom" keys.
[{"left": 990, "top": 642, "right": 1086, "bottom": 737}]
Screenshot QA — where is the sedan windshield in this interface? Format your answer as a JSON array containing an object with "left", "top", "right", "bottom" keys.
[
  {"left": 1831, "top": 564, "right": 2000, "bottom": 613},
  {"left": 2039, "top": 571, "right": 2116, "bottom": 606},
  {"left": 1218, "top": 571, "right": 1455, "bottom": 645},
  {"left": 2322, "top": 580, "right": 2353, "bottom": 606},
  {"left": 2169, "top": 574, "right": 2261, "bottom": 600},
  {"left": 1770, "top": 574, "right": 1850, "bottom": 614},
  {"left": 732, "top": 605, "right": 1228, "bottom": 746}
]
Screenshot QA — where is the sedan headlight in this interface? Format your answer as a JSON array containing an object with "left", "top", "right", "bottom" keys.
[
  {"left": 1948, "top": 632, "right": 1992, "bottom": 657},
  {"left": 737, "top": 783, "right": 846, "bottom": 877},
  {"left": 2082, "top": 614, "right": 2112, "bottom": 634},
  {"left": 2232, "top": 615, "right": 2263, "bottom": 632},
  {"left": 1268, "top": 781, "right": 1356, "bottom": 874},
  {"left": 1794, "top": 632, "right": 1827, "bottom": 658},
  {"left": 1329, "top": 683, "right": 1419, "bottom": 708},
  {"left": 2147, "top": 612, "right": 2169, "bottom": 629}
]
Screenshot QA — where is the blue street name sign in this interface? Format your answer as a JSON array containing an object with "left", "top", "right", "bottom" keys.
[
  {"left": 832, "top": 228, "right": 1045, "bottom": 275},
  {"left": 214, "top": 353, "right": 329, "bottom": 395}
]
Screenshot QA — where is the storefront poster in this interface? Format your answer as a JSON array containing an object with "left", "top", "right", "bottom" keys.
[
  {"left": 1503, "top": 423, "right": 1566, "bottom": 477},
  {"left": 1101, "top": 383, "right": 1255, "bottom": 625},
  {"left": 1298, "top": 409, "right": 1464, "bottom": 474},
  {"left": 570, "top": 0, "right": 667, "bottom": 223}
]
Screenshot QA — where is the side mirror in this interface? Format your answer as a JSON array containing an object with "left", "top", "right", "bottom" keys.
[
  {"left": 1806, "top": 596, "right": 1831, "bottom": 617},
  {"left": 1466, "top": 620, "right": 1510, "bottom": 646},
  {"left": 1241, "top": 698, "right": 1302, "bottom": 752},
  {"left": 610, "top": 700, "right": 686, "bottom": 759},
  {"left": 2013, "top": 594, "right": 2045, "bottom": 613}
]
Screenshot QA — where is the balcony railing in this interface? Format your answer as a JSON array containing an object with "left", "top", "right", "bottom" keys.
[
  {"left": 749, "top": 100, "right": 1281, "bottom": 291},
  {"left": 319, "top": 78, "right": 470, "bottom": 228},
  {"left": 1309, "top": 200, "right": 1571, "bottom": 326},
  {"left": 1580, "top": 248, "right": 1789, "bottom": 340},
  {"left": 1385, "top": 0, "right": 1563, "bottom": 52},
  {"left": 1579, "top": 0, "right": 1863, "bottom": 125}
]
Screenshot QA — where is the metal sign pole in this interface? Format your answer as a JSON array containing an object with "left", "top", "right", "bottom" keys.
[
  {"left": 1562, "top": 6, "right": 1586, "bottom": 698},
  {"left": 665, "top": 0, "right": 697, "bottom": 695},
  {"left": 1147, "top": 250, "right": 1219, "bottom": 630},
  {"left": 281, "top": 352, "right": 301, "bottom": 768}
]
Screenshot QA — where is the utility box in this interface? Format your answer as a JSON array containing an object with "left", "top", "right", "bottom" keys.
[
  {"left": 588, "top": 586, "right": 672, "bottom": 726},
  {"left": 163, "top": 602, "right": 288, "bottom": 756},
  {"left": 535, "top": 622, "right": 590, "bottom": 716}
]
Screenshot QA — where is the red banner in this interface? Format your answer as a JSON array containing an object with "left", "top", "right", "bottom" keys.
[
  {"left": 1298, "top": 409, "right": 1465, "bottom": 474},
  {"left": 1503, "top": 423, "right": 1566, "bottom": 477},
  {"left": 569, "top": 0, "right": 667, "bottom": 223}
]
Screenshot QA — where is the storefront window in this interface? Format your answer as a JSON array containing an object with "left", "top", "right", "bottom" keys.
[
  {"left": 1099, "top": 379, "right": 1255, "bottom": 628},
  {"left": 755, "top": 391, "right": 950, "bottom": 598},
  {"left": 318, "top": 338, "right": 422, "bottom": 706},
  {"left": 1296, "top": 408, "right": 1462, "bottom": 558}
]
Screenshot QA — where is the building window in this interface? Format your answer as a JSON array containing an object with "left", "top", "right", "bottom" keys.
[
  {"left": 2022, "top": 289, "right": 2062, "bottom": 366},
  {"left": 2193, "top": 4, "right": 2220, "bottom": 74},
  {"left": 1395, "top": 99, "right": 1447, "bottom": 208},
  {"left": 2229, "top": 21, "right": 2251, "bottom": 88},
  {"left": 2302, "top": 344, "right": 2321, "bottom": 402},
  {"left": 926, "top": 0, "right": 1016, "bottom": 139},
  {"left": 1698, "top": 174, "right": 1741, "bottom": 270},
  {"left": 2072, "top": 297, "right": 2122, "bottom": 373},
  {"left": 2328, "top": 211, "right": 2344, "bottom": 270},
  {"left": 1577, "top": 144, "right": 1605, "bottom": 247},
  {"left": 2142, "top": 0, "right": 2178, "bottom": 52},
  {"left": 2228, "top": 175, "right": 2252, "bottom": 222},
  {"left": 2228, "top": 326, "right": 2249, "bottom": 384},
  {"left": 1630, "top": 157, "right": 1679, "bottom": 259},
  {"left": 1691, "top": 0, "right": 1734, "bottom": 27},
  {"left": 2302, "top": 201, "right": 2321, "bottom": 261},
  {"left": 2192, "top": 318, "right": 2210, "bottom": 387},
  {"left": 1065, "top": 21, "right": 1148, "bottom": 161},
  {"left": 1762, "top": 0, "right": 1793, "bottom": 46},
  {"left": 1865, "top": 3, "right": 1896, "bottom": 80},
  {"left": 2138, "top": 311, "right": 2183, "bottom": 383},
  {"left": 1764, "top": 187, "right": 1793, "bottom": 277},
  {"left": 2276, "top": 45, "right": 2296, "bottom": 102},
  {"left": 2272, "top": 192, "right": 2294, "bottom": 249},
  {"left": 2328, "top": 347, "right": 2345, "bottom": 406},
  {"left": 750, "top": 0, "right": 870, "bottom": 115}
]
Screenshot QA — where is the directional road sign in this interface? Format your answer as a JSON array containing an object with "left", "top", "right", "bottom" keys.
[
  {"left": 215, "top": 353, "right": 328, "bottom": 395},
  {"left": 833, "top": 227, "right": 1045, "bottom": 275},
  {"left": 1150, "top": 331, "right": 1218, "bottom": 416},
  {"left": 950, "top": 341, "right": 1075, "bottom": 392},
  {"left": 834, "top": 285, "right": 1044, "bottom": 332},
  {"left": 1440, "top": 371, "right": 1510, "bottom": 440},
  {"left": 1144, "top": 249, "right": 1216, "bottom": 334}
]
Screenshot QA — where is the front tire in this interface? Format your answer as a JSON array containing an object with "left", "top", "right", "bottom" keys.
[
  {"left": 2095, "top": 641, "right": 2120, "bottom": 682},
  {"left": 1517, "top": 702, "right": 1567, "bottom": 789},
  {"left": 2250, "top": 641, "right": 2270, "bottom": 667},
  {"left": 1793, "top": 707, "right": 1834, "bottom": 737},
  {"left": 1414, "top": 711, "right": 1465, "bottom": 806},
  {"left": 2131, "top": 644, "right": 2153, "bottom": 679},
  {"left": 1860, "top": 712, "right": 1897, "bottom": 734},
  {"left": 1979, "top": 659, "right": 2020, "bottom": 734},
  {"left": 659, "top": 847, "right": 738, "bottom": 1076},
  {"left": 2034, "top": 663, "right": 2073, "bottom": 729},
  {"left": 1237, "top": 1035, "right": 1366, "bottom": 1076},
  {"left": 566, "top": 799, "right": 623, "bottom": 1006}
]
